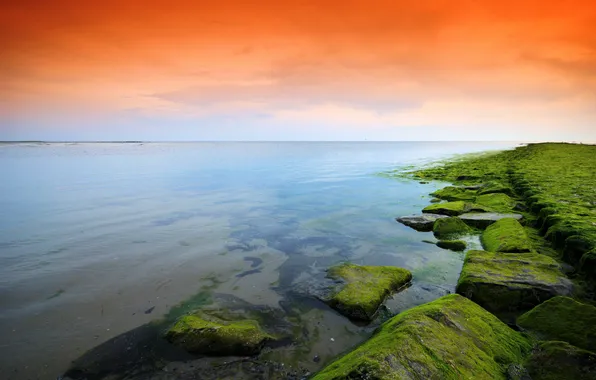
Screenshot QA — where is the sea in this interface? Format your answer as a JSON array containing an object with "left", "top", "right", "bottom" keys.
[{"left": 0, "top": 141, "right": 520, "bottom": 379}]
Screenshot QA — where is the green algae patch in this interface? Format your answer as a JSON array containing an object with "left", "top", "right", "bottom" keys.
[
  {"left": 422, "top": 201, "right": 472, "bottom": 216},
  {"left": 312, "top": 294, "right": 532, "bottom": 380},
  {"left": 457, "top": 250, "right": 572, "bottom": 313},
  {"left": 517, "top": 296, "right": 596, "bottom": 352},
  {"left": 475, "top": 193, "right": 517, "bottom": 213},
  {"left": 165, "top": 314, "right": 274, "bottom": 355},
  {"left": 524, "top": 341, "right": 596, "bottom": 380},
  {"left": 436, "top": 240, "right": 467, "bottom": 252},
  {"left": 432, "top": 216, "right": 472, "bottom": 239},
  {"left": 481, "top": 218, "right": 532, "bottom": 253},
  {"left": 326, "top": 263, "right": 412, "bottom": 321},
  {"left": 430, "top": 186, "right": 477, "bottom": 201}
]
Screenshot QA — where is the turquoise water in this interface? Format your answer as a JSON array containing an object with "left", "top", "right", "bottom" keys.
[{"left": 0, "top": 142, "right": 518, "bottom": 379}]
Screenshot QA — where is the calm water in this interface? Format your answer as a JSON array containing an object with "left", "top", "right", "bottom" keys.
[{"left": 0, "top": 142, "right": 519, "bottom": 379}]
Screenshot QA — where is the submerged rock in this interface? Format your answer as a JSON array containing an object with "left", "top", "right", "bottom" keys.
[
  {"left": 524, "top": 341, "right": 596, "bottom": 380},
  {"left": 165, "top": 314, "right": 274, "bottom": 356},
  {"left": 436, "top": 240, "right": 467, "bottom": 252},
  {"left": 430, "top": 186, "right": 477, "bottom": 201},
  {"left": 459, "top": 212, "right": 524, "bottom": 229},
  {"left": 432, "top": 216, "right": 472, "bottom": 239},
  {"left": 325, "top": 263, "right": 412, "bottom": 321},
  {"left": 481, "top": 218, "right": 533, "bottom": 253},
  {"left": 395, "top": 214, "right": 447, "bottom": 232},
  {"left": 457, "top": 250, "right": 573, "bottom": 313},
  {"left": 517, "top": 296, "right": 596, "bottom": 352},
  {"left": 312, "top": 294, "right": 532, "bottom": 380}
]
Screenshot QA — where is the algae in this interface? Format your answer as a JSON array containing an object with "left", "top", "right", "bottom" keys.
[
  {"left": 475, "top": 193, "right": 517, "bottom": 213},
  {"left": 517, "top": 296, "right": 596, "bottom": 352},
  {"left": 430, "top": 186, "right": 477, "bottom": 201},
  {"left": 422, "top": 201, "right": 472, "bottom": 216},
  {"left": 312, "top": 294, "right": 532, "bottom": 380},
  {"left": 481, "top": 218, "right": 532, "bottom": 253},
  {"left": 165, "top": 314, "right": 273, "bottom": 355},
  {"left": 432, "top": 216, "right": 472, "bottom": 239},
  {"left": 457, "top": 250, "right": 572, "bottom": 313},
  {"left": 326, "top": 263, "right": 412, "bottom": 321}
]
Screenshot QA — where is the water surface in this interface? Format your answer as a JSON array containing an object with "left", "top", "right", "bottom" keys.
[{"left": 0, "top": 141, "right": 519, "bottom": 379}]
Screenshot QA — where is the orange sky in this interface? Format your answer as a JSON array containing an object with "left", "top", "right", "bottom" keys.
[{"left": 2, "top": 0, "right": 595, "bottom": 140}]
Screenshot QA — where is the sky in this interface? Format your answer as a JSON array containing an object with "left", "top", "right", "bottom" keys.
[{"left": 1, "top": 0, "right": 595, "bottom": 141}]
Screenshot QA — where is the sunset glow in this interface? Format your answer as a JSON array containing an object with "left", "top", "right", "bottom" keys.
[{"left": 2, "top": 0, "right": 595, "bottom": 140}]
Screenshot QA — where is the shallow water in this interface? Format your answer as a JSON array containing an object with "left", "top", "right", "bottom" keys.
[{"left": 0, "top": 141, "right": 519, "bottom": 379}]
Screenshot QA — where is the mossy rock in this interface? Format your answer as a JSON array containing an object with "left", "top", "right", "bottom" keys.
[
  {"left": 430, "top": 186, "right": 477, "bottom": 201},
  {"left": 395, "top": 214, "right": 447, "bottom": 232},
  {"left": 456, "top": 250, "right": 573, "bottom": 313},
  {"left": 481, "top": 218, "right": 532, "bottom": 253},
  {"left": 580, "top": 249, "right": 596, "bottom": 280},
  {"left": 460, "top": 212, "right": 524, "bottom": 229},
  {"left": 517, "top": 296, "right": 596, "bottom": 352},
  {"left": 437, "top": 240, "right": 467, "bottom": 252},
  {"left": 478, "top": 182, "right": 515, "bottom": 197},
  {"left": 312, "top": 294, "right": 532, "bottom": 380},
  {"left": 475, "top": 193, "right": 517, "bottom": 213},
  {"left": 432, "top": 216, "right": 472, "bottom": 239},
  {"left": 524, "top": 341, "right": 596, "bottom": 380},
  {"left": 325, "top": 263, "right": 411, "bottom": 321},
  {"left": 165, "top": 314, "right": 273, "bottom": 355},
  {"left": 422, "top": 201, "right": 473, "bottom": 216}
]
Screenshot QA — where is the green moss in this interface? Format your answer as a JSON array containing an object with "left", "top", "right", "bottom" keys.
[
  {"left": 165, "top": 314, "right": 273, "bottom": 355},
  {"left": 517, "top": 296, "right": 596, "bottom": 352},
  {"left": 481, "top": 218, "right": 533, "bottom": 253},
  {"left": 430, "top": 186, "right": 477, "bottom": 201},
  {"left": 456, "top": 250, "right": 572, "bottom": 313},
  {"left": 524, "top": 341, "right": 596, "bottom": 380},
  {"left": 475, "top": 193, "right": 517, "bottom": 213},
  {"left": 436, "top": 240, "right": 467, "bottom": 252},
  {"left": 402, "top": 143, "right": 596, "bottom": 280},
  {"left": 478, "top": 182, "right": 515, "bottom": 197},
  {"left": 422, "top": 201, "right": 472, "bottom": 216},
  {"left": 432, "top": 216, "right": 472, "bottom": 239},
  {"left": 312, "top": 294, "right": 532, "bottom": 380},
  {"left": 326, "top": 263, "right": 412, "bottom": 321}
]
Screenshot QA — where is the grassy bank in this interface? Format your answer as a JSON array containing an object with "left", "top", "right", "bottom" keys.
[{"left": 406, "top": 143, "right": 596, "bottom": 286}]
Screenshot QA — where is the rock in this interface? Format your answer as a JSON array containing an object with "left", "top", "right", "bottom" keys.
[
  {"left": 430, "top": 186, "right": 477, "bottom": 201},
  {"left": 506, "top": 364, "right": 531, "bottom": 380},
  {"left": 429, "top": 198, "right": 442, "bottom": 203},
  {"left": 517, "top": 296, "right": 596, "bottom": 352},
  {"left": 436, "top": 240, "right": 467, "bottom": 252},
  {"left": 460, "top": 212, "right": 524, "bottom": 229},
  {"left": 478, "top": 182, "right": 515, "bottom": 197},
  {"left": 524, "top": 341, "right": 596, "bottom": 380},
  {"left": 423, "top": 201, "right": 490, "bottom": 216},
  {"left": 312, "top": 294, "right": 532, "bottom": 380},
  {"left": 457, "top": 250, "right": 573, "bottom": 313},
  {"left": 165, "top": 314, "right": 273, "bottom": 355},
  {"left": 325, "top": 263, "right": 412, "bottom": 321},
  {"left": 433, "top": 216, "right": 472, "bottom": 239},
  {"left": 580, "top": 248, "right": 596, "bottom": 280},
  {"left": 395, "top": 214, "right": 447, "bottom": 232},
  {"left": 475, "top": 193, "right": 517, "bottom": 213},
  {"left": 461, "top": 184, "right": 485, "bottom": 190},
  {"left": 481, "top": 218, "right": 532, "bottom": 253}
]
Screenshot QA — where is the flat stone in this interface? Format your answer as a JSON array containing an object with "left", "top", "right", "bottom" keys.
[
  {"left": 395, "top": 214, "right": 447, "bottom": 232},
  {"left": 459, "top": 212, "right": 524, "bottom": 229}
]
